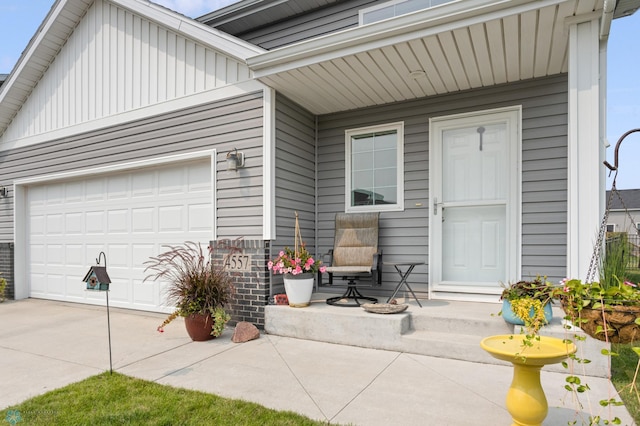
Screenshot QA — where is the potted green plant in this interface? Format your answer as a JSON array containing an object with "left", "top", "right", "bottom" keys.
[
  {"left": 144, "top": 241, "right": 234, "bottom": 341},
  {"left": 559, "top": 276, "right": 640, "bottom": 343},
  {"left": 559, "top": 234, "right": 640, "bottom": 343},
  {"left": 267, "top": 212, "right": 326, "bottom": 307},
  {"left": 0, "top": 273, "right": 6, "bottom": 302},
  {"left": 500, "top": 276, "right": 558, "bottom": 333}
]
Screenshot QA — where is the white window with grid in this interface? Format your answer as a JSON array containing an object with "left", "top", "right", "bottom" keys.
[{"left": 345, "top": 122, "right": 404, "bottom": 213}]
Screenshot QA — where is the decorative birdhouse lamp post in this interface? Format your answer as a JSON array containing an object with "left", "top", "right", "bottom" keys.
[{"left": 82, "top": 252, "right": 113, "bottom": 373}]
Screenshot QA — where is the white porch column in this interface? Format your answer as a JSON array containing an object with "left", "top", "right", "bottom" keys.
[{"left": 567, "top": 16, "right": 607, "bottom": 280}]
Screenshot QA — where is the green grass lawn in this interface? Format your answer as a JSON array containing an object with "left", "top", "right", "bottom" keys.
[
  {"left": 4, "top": 351, "right": 640, "bottom": 425},
  {"left": 1, "top": 372, "right": 329, "bottom": 426},
  {"left": 612, "top": 343, "right": 640, "bottom": 423}
]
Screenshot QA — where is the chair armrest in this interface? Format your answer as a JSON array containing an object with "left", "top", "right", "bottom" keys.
[{"left": 318, "top": 249, "right": 334, "bottom": 286}]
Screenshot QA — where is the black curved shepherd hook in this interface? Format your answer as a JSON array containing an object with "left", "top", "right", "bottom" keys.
[
  {"left": 603, "top": 128, "right": 640, "bottom": 172},
  {"left": 96, "top": 251, "right": 107, "bottom": 268}
]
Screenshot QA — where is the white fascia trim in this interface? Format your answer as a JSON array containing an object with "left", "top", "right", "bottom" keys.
[
  {"left": 263, "top": 87, "right": 276, "bottom": 240},
  {"left": 1, "top": 79, "right": 267, "bottom": 152},
  {"left": 0, "top": 0, "right": 71, "bottom": 123},
  {"left": 600, "top": 0, "right": 616, "bottom": 39},
  {"left": 110, "top": 0, "right": 265, "bottom": 61},
  {"left": 247, "top": 0, "right": 565, "bottom": 75}
]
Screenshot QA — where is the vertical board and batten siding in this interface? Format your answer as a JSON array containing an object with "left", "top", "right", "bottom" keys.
[
  {"left": 272, "top": 95, "right": 317, "bottom": 291},
  {"left": 233, "top": 0, "right": 380, "bottom": 50},
  {"left": 316, "top": 74, "right": 569, "bottom": 295},
  {"left": 0, "top": 92, "right": 265, "bottom": 241},
  {"left": 2, "top": 0, "right": 250, "bottom": 142}
]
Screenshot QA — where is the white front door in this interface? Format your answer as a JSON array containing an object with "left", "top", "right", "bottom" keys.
[{"left": 430, "top": 108, "right": 520, "bottom": 299}]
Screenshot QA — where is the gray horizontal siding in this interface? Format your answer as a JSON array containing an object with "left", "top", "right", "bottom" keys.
[
  {"left": 316, "top": 74, "right": 569, "bottom": 293},
  {"left": 0, "top": 92, "right": 265, "bottom": 241},
  {"left": 234, "top": 0, "right": 380, "bottom": 50},
  {"left": 273, "top": 94, "right": 317, "bottom": 277}
]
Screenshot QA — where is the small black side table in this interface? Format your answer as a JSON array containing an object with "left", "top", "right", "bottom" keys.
[{"left": 385, "top": 262, "right": 425, "bottom": 307}]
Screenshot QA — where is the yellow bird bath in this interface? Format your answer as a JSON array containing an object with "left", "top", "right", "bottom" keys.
[{"left": 481, "top": 334, "right": 577, "bottom": 426}]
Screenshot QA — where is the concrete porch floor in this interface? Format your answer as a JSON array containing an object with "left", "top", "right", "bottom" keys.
[{"left": 266, "top": 292, "right": 613, "bottom": 377}]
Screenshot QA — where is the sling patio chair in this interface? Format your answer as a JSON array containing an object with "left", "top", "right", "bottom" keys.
[{"left": 320, "top": 212, "right": 382, "bottom": 307}]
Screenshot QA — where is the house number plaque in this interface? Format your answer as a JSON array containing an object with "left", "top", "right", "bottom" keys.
[{"left": 224, "top": 254, "right": 252, "bottom": 271}]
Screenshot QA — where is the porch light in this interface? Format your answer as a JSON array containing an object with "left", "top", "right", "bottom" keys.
[
  {"left": 0, "top": 187, "right": 7, "bottom": 198},
  {"left": 226, "top": 148, "right": 245, "bottom": 171}
]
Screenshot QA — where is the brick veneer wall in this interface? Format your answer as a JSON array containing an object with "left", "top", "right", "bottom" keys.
[
  {"left": 211, "top": 239, "right": 269, "bottom": 329},
  {"left": 0, "top": 243, "right": 15, "bottom": 300}
]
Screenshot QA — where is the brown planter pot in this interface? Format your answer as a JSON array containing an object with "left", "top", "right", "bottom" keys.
[
  {"left": 184, "top": 313, "right": 214, "bottom": 341},
  {"left": 563, "top": 303, "right": 640, "bottom": 344}
]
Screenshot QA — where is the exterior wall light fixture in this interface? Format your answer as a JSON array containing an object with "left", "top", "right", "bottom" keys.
[
  {"left": 0, "top": 187, "right": 8, "bottom": 198},
  {"left": 226, "top": 148, "right": 245, "bottom": 171}
]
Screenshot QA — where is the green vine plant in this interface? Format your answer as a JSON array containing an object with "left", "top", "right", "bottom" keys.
[
  {"left": 0, "top": 273, "right": 6, "bottom": 302},
  {"left": 560, "top": 305, "right": 626, "bottom": 425}
]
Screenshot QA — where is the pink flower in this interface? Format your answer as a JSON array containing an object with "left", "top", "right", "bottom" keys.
[
  {"left": 624, "top": 281, "right": 637, "bottom": 287},
  {"left": 267, "top": 261, "right": 274, "bottom": 269},
  {"left": 319, "top": 266, "right": 327, "bottom": 273}
]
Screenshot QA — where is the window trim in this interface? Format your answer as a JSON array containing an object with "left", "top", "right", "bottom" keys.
[
  {"left": 345, "top": 122, "right": 404, "bottom": 213},
  {"left": 359, "top": 0, "right": 457, "bottom": 25}
]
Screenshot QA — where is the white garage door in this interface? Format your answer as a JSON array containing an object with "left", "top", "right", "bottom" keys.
[{"left": 27, "top": 158, "right": 213, "bottom": 312}]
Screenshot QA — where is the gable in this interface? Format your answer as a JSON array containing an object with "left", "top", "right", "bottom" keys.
[{"left": 0, "top": 0, "right": 261, "bottom": 146}]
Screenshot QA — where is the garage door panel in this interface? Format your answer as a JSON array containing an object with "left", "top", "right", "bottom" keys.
[
  {"left": 158, "top": 205, "right": 184, "bottom": 231},
  {"left": 47, "top": 244, "right": 64, "bottom": 265},
  {"left": 133, "top": 279, "right": 157, "bottom": 306},
  {"left": 66, "top": 245, "right": 84, "bottom": 266},
  {"left": 46, "top": 184, "right": 64, "bottom": 205},
  {"left": 108, "top": 175, "right": 130, "bottom": 199},
  {"left": 86, "top": 211, "right": 106, "bottom": 234},
  {"left": 46, "top": 214, "right": 65, "bottom": 235},
  {"left": 66, "top": 213, "right": 84, "bottom": 234},
  {"left": 86, "top": 178, "right": 105, "bottom": 201},
  {"left": 27, "top": 158, "right": 213, "bottom": 312},
  {"left": 46, "top": 274, "right": 65, "bottom": 295},
  {"left": 65, "top": 181, "right": 83, "bottom": 203},
  {"left": 30, "top": 273, "right": 47, "bottom": 295},
  {"left": 159, "top": 168, "right": 185, "bottom": 194},
  {"left": 189, "top": 204, "right": 212, "bottom": 231},
  {"left": 31, "top": 215, "right": 46, "bottom": 235},
  {"left": 108, "top": 244, "right": 130, "bottom": 267},
  {"left": 132, "top": 208, "right": 155, "bottom": 233},
  {"left": 188, "top": 163, "right": 212, "bottom": 192},
  {"left": 107, "top": 210, "right": 129, "bottom": 233},
  {"left": 132, "top": 172, "right": 155, "bottom": 197}
]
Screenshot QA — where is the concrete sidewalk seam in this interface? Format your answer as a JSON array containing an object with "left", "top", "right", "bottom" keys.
[{"left": 328, "top": 351, "right": 404, "bottom": 424}]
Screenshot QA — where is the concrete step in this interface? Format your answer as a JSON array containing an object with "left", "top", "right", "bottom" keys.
[{"left": 264, "top": 294, "right": 610, "bottom": 377}]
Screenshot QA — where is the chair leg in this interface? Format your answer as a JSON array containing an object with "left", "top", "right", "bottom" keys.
[{"left": 326, "top": 279, "right": 378, "bottom": 307}]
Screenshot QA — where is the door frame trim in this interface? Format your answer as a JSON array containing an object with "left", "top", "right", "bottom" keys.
[{"left": 428, "top": 106, "right": 522, "bottom": 299}]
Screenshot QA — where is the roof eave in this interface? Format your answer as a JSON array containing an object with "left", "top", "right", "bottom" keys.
[{"left": 247, "top": 0, "right": 564, "bottom": 77}]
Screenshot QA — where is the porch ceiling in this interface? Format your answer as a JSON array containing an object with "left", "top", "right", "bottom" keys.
[{"left": 248, "top": 0, "right": 604, "bottom": 115}]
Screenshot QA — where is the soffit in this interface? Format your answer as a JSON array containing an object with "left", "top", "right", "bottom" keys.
[{"left": 248, "top": 0, "right": 605, "bottom": 115}]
